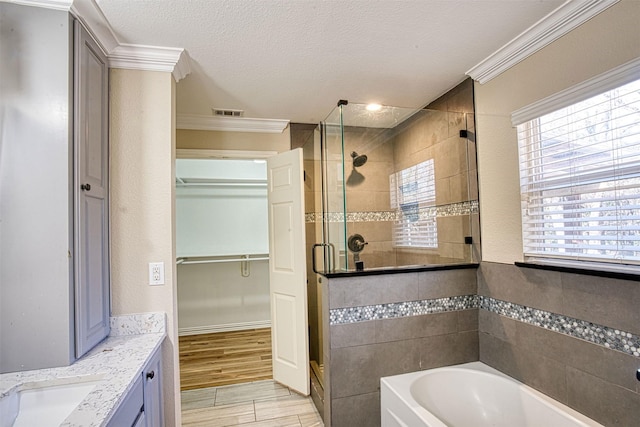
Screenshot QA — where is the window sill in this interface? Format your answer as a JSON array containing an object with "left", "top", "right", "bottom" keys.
[{"left": 515, "top": 260, "right": 640, "bottom": 282}]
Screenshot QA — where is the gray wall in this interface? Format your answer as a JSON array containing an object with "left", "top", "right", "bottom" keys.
[
  {"left": 478, "top": 262, "right": 640, "bottom": 427},
  {"left": 323, "top": 268, "right": 478, "bottom": 427}
]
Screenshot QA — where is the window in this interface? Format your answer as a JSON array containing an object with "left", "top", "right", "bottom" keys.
[
  {"left": 515, "top": 71, "right": 640, "bottom": 268},
  {"left": 390, "top": 159, "right": 437, "bottom": 248}
]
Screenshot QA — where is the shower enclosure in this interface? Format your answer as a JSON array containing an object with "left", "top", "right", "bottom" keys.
[
  {"left": 300, "top": 78, "right": 480, "bottom": 410},
  {"left": 309, "top": 101, "right": 480, "bottom": 273}
]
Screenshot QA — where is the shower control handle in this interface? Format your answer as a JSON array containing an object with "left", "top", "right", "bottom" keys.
[{"left": 348, "top": 234, "right": 367, "bottom": 253}]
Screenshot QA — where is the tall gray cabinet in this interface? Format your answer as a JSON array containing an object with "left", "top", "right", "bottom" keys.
[{"left": 0, "top": 3, "right": 110, "bottom": 373}]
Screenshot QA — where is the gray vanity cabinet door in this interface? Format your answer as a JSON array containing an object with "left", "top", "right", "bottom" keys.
[
  {"left": 143, "top": 348, "right": 164, "bottom": 427},
  {"left": 74, "top": 20, "right": 110, "bottom": 359}
]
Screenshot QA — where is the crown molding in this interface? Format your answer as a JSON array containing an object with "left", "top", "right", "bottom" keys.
[
  {"left": 467, "top": 0, "right": 620, "bottom": 84},
  {"left": 109, "top": 44, "right": 191, "bottom": 82},
  {"left": 6, "top": 0, "right": 191, "bottom": 81},
  {"left": 3, "top": 0, "right": 70, "bottom": 10},
  {"left": 172, "top": 50, "right": 192, "bottom": 82},
  {"left": 177, "top": 115, "right": 290, "bottom": 134},
  {"left": 70, "top": 0, "right": 118, "bottom": 54}
]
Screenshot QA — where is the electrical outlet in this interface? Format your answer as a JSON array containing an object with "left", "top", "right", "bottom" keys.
[{"left": 149, "top": 262, "right": 165, "bottom": 286}]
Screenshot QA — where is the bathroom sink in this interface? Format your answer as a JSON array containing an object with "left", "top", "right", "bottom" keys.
[{"left": 0, "top": 378, "right": 103, "bottom": 427}]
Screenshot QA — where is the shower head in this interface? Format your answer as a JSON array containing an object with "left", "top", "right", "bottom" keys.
[{"left": 351, "top": 151, "right": 368, "bottom": 167}]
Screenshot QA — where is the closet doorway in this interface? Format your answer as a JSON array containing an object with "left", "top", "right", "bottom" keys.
[{"left": 175, "top": 152, "right": 274, "bottom": 390}]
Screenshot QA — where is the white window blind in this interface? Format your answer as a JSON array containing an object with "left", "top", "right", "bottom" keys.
[
  {"left": 390, "top": 159, "right": 437, "bottom": 248},
  {"left": 516, "top": 77, "right": 640, "bottom": 266}
]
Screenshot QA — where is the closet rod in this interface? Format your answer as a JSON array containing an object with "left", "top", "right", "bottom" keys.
[
  {"left": 176, "top": 256, "right": 270, "bottom": 265},
  {"left": 176, "top": 182, "right": 267, "bottom": 188}
]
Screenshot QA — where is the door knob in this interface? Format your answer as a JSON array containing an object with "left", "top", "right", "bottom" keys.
[
  {"left": 80, "top": 183, "right": 91, "bottom": 191},
  {"left": 146, "top": 371, "right": 155, "bottom": 380}
]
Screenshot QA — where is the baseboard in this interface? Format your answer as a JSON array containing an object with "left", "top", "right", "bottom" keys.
[{"left": 178, "top": 320, "right": 271, "bottom": 336}]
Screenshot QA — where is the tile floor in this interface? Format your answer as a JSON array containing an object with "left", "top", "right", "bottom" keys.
[{"left": 181, "top": 380, "right": 324, "bottom": 427}]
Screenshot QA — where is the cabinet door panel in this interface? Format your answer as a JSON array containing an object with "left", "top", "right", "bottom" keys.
[
  {"left": 143, "top": 349, "right": 164, "bottom": 427},
  {"left": 74, "top": 20, "right": 110, "bottom": 358},
  {"left": 80, "top": 195, "right": 108, "bottom": 330},
  {"left": 107, "top": 375, "right": 144, "bottom": 427}
]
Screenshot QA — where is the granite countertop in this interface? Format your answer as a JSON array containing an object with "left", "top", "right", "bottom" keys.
[{"left": 0, "top": 313, "right": 166, "bottom": 427}]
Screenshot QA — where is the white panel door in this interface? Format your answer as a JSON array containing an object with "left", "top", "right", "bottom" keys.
[{"left": 267, "top": 148, "right": 309, "bottom": 395}]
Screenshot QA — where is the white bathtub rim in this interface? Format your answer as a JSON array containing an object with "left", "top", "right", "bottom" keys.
[{"left": 380, "top": 361, "right": 604, "bottom": 427}]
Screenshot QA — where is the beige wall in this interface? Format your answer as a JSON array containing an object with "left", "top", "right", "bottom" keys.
[
  {"left": 110, "top": 69, "right": 181, "bottom": 426},
  {"left": 475, "top": 0, "right": 640, "bottom": 264},
  {"left": 177, "top": 128, "right": 290, "bottom": 153}
]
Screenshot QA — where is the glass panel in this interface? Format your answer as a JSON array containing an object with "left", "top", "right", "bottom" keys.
[
  {"left": 322, "top": 105, "right": 348, "bottom": 271},
  {"left": 320, "top": 101, "right": 478, "bottom": 271}
]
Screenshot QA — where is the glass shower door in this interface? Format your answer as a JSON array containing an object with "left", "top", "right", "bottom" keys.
[{"left": 319, "top": 105, "right": 348, "bottom": 272}]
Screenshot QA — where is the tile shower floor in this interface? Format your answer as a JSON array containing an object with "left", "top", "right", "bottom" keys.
[{"left": 181, "top": 380, "right": 324, "bottom": 427}]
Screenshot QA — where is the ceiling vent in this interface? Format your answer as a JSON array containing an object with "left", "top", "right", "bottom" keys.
[{"left": 212, "top": 108, "right": 244, "bottom": 117}]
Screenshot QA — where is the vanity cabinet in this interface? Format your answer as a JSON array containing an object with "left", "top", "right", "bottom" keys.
[
  {"left": 108, "top": 375, "right": 144, "bottom": 427},
  {"left": 107, "top": 346, "right": 164, "bottom": 427},
  {"left": 0, "top": 3, "right": 110, "bottom": 372},
  {"left": 142, "top": 348, "right": 164, "bottom": 427}
]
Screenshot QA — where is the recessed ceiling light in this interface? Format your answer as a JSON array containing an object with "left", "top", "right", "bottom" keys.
[{"left": 366, "top": 103, "right": 382, "bottom": 111}]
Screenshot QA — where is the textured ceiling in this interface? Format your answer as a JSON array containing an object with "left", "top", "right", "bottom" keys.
[{"left": 96, "top": 0, "right": 565, "bottom": 124}]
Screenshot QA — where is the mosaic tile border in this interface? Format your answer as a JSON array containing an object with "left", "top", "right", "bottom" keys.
[
  {"left": 305, "top": 200, "right": 479, "bottom": 223},
  {"left": 479, "top": 296, "right": 640, "bottom": 358},
  {"left": 328, "top": 293, "right": 640, "bottom": 358},
  {"left": 329, "top": 295, "right": 478, "bottom": 325}
]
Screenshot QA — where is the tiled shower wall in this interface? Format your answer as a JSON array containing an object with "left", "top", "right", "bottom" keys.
[
  {"left": 393, "top": 79, "right": 479, "bottom": 266},
  {"left": 323, "top": 78, "right": 480, "bottom": 269},
  {"left": 322, "top": 268, "right": 479, "bottom": 427},
  {"left": 478, "top": 262, "right": 640, "bottom": 427}
]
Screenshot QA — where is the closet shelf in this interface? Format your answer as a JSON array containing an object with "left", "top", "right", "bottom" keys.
[{"left": 176, "top": 254, "right": 270, "bottom": 265}]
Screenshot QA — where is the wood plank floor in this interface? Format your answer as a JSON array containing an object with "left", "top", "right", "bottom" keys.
[{"left": 179, "top": 328, "right": 273, "bottom": 391}]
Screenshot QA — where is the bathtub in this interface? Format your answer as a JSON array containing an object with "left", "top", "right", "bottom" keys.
[{"left": 381, "top": 362, "right": 603, "bottom": 427}]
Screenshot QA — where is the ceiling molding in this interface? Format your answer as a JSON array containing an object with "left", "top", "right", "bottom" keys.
[
  {"left": 3, "top": 0, "right": 71, "bottom": 10},
  {"left": 177, "top": 115, "right": 290, "bottom": 134},
  {"left": 109, "top": 44, "right": 191, "bottom": 82},
  {"left": 7, "top": 0, "right": 191, "bottom": 82},
  {"left": 70, "top": 0, "right": 119, "bottom": 54},
  {"left": 172, "top": 50, "right": 192, "bottom": 82},
  {"left": 467, "top": 0, "right": 620, "bottom": 84}
]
